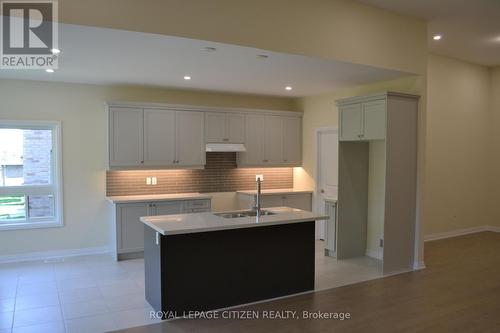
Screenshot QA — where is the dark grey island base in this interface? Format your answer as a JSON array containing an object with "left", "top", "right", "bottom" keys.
[{"left": 144, "top": 221, "right": 315, "bottom": 317}]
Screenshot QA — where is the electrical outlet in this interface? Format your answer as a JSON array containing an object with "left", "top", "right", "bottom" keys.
[
  {"left": 379, "top": 239, "right": 384, "bottom": 248},
  {"left": 146, "top": 177, "right": 152, "bottom": 185},
  {"left": 152, "top": 177, "right": 157, "bottom": 185},
  {"left": 255, "top": 174, "right": 264, "bottom": 181}
]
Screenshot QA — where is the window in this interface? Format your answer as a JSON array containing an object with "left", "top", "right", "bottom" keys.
[{"left": 0, "top": 121, "right": 62, "bottom": 230}]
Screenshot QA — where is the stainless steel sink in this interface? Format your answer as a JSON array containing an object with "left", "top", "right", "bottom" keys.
[
  {"left": 215, "top": 213, "right": 248, "bottom": 218},
  {"left": 242, "top": 210, "right": 275, "bottom": 217},
  {"left": 215, "top": 210, "right": 276, "bottom": 218}
]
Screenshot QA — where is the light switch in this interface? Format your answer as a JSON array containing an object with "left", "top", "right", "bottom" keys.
[
  {"left": 146, "top": 177, "right": 152, "bottom": 185},
  {"left": 152, "top": 177, "right": 157, "bottom": 185}
]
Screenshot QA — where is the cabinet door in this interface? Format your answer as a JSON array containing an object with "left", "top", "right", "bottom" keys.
[
  {"left": 117, "top": 203, "right": 149, "bottom": 253},
  {"left": 263, "top": 116, "right": 283, "bottom": 164},
  {"left": 109, "top": 107, "right": 144, "bottom": 167},
  {"left": 339, "top": 104, "right": 362, "bottom": 141},
  {"left": 153, "top": 201, "right": 182, "bottom": 216},
  {"left": 143, "top": 109, "right": 176, "bottom": 166},
  {"left": 283, "top": 117, "right": 302, "bottom": 165},
  {"left": 227, "top": 113, "right": 245, "bottom": 143},
  {"left": 176, "top": 111, "right": 206, "bottom": 166},
  {"left": 284, "top": 193, "right": 312, "bottom": 211},
  {"left": 205, "top": 112, "right": 227, "bottom": 143},
  {"left": 261, "top": 195, "right": 285, "bottom": 208},
  {"left": 362, "top": 100, "right": 386, "bottom": 140},
  {"left": 240, "top": 114, "right": 265, "bottom": 165}
]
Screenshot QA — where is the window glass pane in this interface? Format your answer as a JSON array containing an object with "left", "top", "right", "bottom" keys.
[
  {"left": 0, "top": 195, "right": 26, "bottom": 221},
  {"left": 0, "top": 128, "right": 52, "bottom": 186},
  {"left": 28, "top": 195, "right": 55, "bottom": 219}
]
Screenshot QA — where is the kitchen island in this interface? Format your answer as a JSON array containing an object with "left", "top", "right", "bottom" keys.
[{"left": 140, "top": 207, "right": 328, "bottom": 317}]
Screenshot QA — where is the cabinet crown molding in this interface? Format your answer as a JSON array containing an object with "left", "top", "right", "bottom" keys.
[
  {"left": 105, "top": 101, "right": 303, "bottom": 118},
  {"left": 335, "top": 91, "right": 420, "bottom": 106}
]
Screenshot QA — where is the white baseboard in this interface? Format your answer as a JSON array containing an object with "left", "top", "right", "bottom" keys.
[
  {"left": 424, "top": 225, "right": 500, "bottom": 242},
  {"left": 365, "top": 249, "right": 383, "bottom": 260},
  {"left": 413, "top": 260, "right": 426, "bottom": 270},
  {"left": 0, "top": 246, "right": 110, "bottom": 264}
]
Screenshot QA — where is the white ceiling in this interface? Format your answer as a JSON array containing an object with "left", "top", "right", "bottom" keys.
[
  {"left": 358, "top": 0, "right": 500, "bottom": 67},
  {"left": 0, "top": 24, "right": 409, "bottom": 97}
]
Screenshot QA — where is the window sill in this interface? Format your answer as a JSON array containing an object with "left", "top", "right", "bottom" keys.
[{"left": 0, "top": 220, "right": 63, "bottom": 231}]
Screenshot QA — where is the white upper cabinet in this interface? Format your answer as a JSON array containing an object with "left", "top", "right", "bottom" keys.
[
  {"left": 339, "top": 104, "right": 362, "bottom": 141},
  {"left": 108, "top": 103, "right": 301, "bottom": 169},
  {"left": 143, "top": 109, "right": 176, "bottom": 166},
  {"left": 109, "top": 107, "right": 144, "bottom": 167},
  {"left": 339, "top": 99, "right": 386, "bottom": 141},
  {"left": 283, "top": 117, "right": 302, "bottom": 165},
  {"left": 263, "top": 116, "right": 283, "bottom": 164},
  {"left": 226, "top": 113, "right": 245, "bottom": 143},
  {"left": 362, "top": 100, "right": 386, "bottom": 140},
  {"left": 205, "top": 112, "right": 245, "bottom": 143},
  {"left": 205, "top": 112, "right": 227, "bottom": 143},
  {"left": 176, "top": 111, "right": 205, "bottom": 166},
  {"left": 240, "top": 114, "right": 265, "bottom": 165},
  {"left": 108, "top": 106, "right": 205, "bottom": 169},
  {"left": 238, "top": 114, "right": 302, "bottom": 167}
]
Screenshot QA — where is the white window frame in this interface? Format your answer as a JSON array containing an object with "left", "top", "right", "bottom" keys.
[{"left": 0, "top": 120, "right": 63, "bottom": 231}]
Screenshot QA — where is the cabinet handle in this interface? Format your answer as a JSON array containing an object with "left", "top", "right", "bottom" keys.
[
  {"left": 140, "top": 161, "right": 144, "bottom": 164},
  {"left": 223, "top": 138, "right": 229, "bottom": 142},
  {"left": 263, "top": 159, "right": 268, "bottom": 162}
]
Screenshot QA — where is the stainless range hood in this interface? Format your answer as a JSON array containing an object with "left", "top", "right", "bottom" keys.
[{"left": 205, "top": 143, "right": 247, "bottom": 152}]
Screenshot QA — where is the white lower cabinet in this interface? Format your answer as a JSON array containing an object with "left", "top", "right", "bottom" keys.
[
  {"left": 111, "top": 199, "right": 211, "bottom": 260},
  {"left": 237, "top": 193, "right": 312, "bottom": 211}
]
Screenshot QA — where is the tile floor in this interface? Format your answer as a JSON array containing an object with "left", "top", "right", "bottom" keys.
[{"left": 0, "top": 241, "right": 382, "bottom": 333}]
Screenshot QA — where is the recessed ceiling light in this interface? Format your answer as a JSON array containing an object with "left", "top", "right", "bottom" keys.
[
  {"left": 203, "top": 47, "right": 217, "bottom": 52},
  {"left": 257, "top": 54, "right": 269, "bottom": 59},
  {"left": 45, "top": 68, "right": 54, "bottom": 73},
  {"left": 433, "top": 34, "right": 442, "bottom": 41},
  {"left": 51, "top": 48, "right": 61, "bottom": 54},
  {"left": 183, "top": 75, "right": 191, "bottom": 80},
  {"left": 285, "top": 86, "right": 292, "bottom": 91}
]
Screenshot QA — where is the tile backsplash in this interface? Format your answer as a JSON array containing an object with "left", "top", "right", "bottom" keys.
[{"left": 106, "top": 152, "right": 293, "bottom": 196}]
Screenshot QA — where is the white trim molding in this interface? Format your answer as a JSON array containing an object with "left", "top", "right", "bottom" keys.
[
  {"left": 424, "top": 225, "right": 500, "bottom": 242},
  {"left": 365, "top": 249, "right": 383, "bottom": 260},
  {"left": 0, "top": 246, "right": 109, "bottom": 264}
]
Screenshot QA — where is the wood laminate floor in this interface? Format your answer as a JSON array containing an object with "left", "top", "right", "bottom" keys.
[{"left": 115, "top": 232, "right": 500, "bottom": 333}]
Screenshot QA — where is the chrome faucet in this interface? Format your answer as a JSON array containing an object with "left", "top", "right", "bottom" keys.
[{"left": 254, "top": 177, "right": 262, "bottom": 218}]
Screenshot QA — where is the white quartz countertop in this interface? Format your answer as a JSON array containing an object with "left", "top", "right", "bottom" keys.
[
  {"left": 236, "top": 189, "right": 313, "bottom": 196},
  {"left": 106, "top": 193, "right": 212, "bottom": 204},
  {"left": 140, "top": 207, "right": 329, "bottom": 235}
]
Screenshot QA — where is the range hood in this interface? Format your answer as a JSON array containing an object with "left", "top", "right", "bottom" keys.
[{"left": 205, "top": 143, "right": 247, "bottom": 152}]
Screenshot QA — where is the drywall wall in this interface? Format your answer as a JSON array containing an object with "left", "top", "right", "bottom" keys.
[
  {"left": 0, "top": 79, "right": 296, "bottom": 256},
  {"left": 425, "top": 54, "right": 493, "bottom": 235},
  {"left": 490, "top": 66, "right": 500, "bottom": 227},
  {"left": 59, "top": 0, "right": 427, "bottom": 75}
]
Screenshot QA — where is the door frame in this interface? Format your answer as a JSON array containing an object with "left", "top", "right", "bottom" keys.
[{"left": 314, "top": 127, "right": 338, "bottom": 239}]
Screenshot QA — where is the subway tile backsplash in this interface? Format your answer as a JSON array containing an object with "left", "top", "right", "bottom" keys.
[{"left": 106, "top": 152, "right": 293, "bottom": 196}]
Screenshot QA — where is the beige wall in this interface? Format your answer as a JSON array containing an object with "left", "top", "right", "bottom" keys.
[
  {"left": 0, "top": 79, "right": 295, "bottom": 256},
  {"left": 60, "top": 0, "right": 426, "bottom": 74},
  {"left": 425, "top": 54, "right": 493, "bottom": 235},
  {"left": 491, "top": 66, "right": 500, "bottom": 227},
  {"left": 293, "top": 75, "right": 422, "bottom": 191}
]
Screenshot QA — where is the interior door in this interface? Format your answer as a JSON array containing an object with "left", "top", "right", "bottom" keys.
[
  {"left": 316, "top": 129, "right": 339, "bottom": 239},
  {"left": 143, "top": 109, "right": 176, "bottom": 166},
  {"left": 205, "top": 112, "right": 227, "bottom": 143},
  {"left": 109, "top": 107, "right": 144, "bottom": 167},
  {"left": 263, "top": 116, "right": 283, "bottom": 164},
  {"left": 176, "top": 111, "right": 205, "bottom": 166}
]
